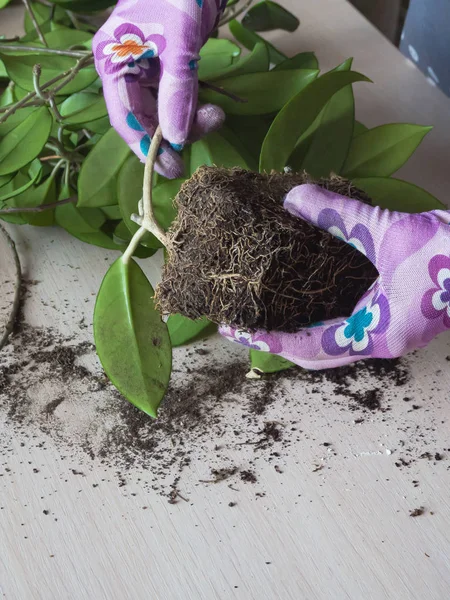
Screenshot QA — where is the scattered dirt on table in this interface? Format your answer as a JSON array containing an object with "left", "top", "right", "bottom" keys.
[
  {"left": 409, "top": 507, "right": 425, "bottom": 517},
  {"left": 0, "top": 282, "right": 448, "bottom": 504}
]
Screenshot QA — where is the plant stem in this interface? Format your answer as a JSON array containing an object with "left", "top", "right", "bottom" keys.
[
  {"left": 199, "top": 80, "right": 248, "bottom": 103},
  {"left": 219, "top": 0, "right": 254, "bottom": 26},
  {"left": 0, "top": 43, "right": 89, "bottom": 58},
  {"left": 0, "top": 224, "right": 21, "bottom": 351},
  {"left": 0, "top": 54, "right": 94, "bottom": 124},
  {"left": 122, "top": 126, "right": 167, "bottom": 264},
  {"left": 22, "top": 0, "right": 48, "bottom": 47},
  {"left": 0, "top": 196, "right": 75, "bottom": 214}
]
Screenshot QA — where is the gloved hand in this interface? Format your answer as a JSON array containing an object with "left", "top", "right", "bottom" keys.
[
  {"left": 93, "top": 0, "right": 226, "bottom": 179},
  {"left": 220, "top": 184, "right": 450, "bottom": 369}
]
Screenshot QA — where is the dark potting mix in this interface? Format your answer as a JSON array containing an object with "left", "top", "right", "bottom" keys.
[{"left": 0, "top": 280, "right": 448, "bottom": 508}]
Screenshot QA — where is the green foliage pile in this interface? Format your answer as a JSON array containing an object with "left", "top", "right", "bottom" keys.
[{"left": 0, "top": 0, "right": 443, "bottom": 417}]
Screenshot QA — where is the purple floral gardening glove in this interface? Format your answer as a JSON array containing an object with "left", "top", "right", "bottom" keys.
[
  {"left": 220, "top": 185, "right": 450, "bottom": 369},
  {"left": 93, "top": 0, "right": 226, "bottom": 178}
]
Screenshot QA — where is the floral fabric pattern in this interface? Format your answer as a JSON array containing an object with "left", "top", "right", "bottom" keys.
[
  {"left": 317, "top": 208, "right": 376, "bottom": 263},
  {"left": 322, "top": 293, "right": 390, "bottom": 356},
  {"left": 219, "top": 327, "right": 282, "bottom": 354},
  {"left": 421, "top": 254, "right": 450, "bottom": 328},
  {"left": 92, "top": 0, "right": 225, "bottom": 178},
  {"left": 95, "top": 24, "right": 165, "bottom": 75}
]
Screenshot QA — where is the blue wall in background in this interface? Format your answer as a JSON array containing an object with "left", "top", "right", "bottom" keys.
[{"left": 400, "top": 0, "right": 450, "bottom": 97}]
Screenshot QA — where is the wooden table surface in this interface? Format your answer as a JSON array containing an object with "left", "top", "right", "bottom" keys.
[{"left": 1, "top": 2, "right": 450, "bottom": 599}]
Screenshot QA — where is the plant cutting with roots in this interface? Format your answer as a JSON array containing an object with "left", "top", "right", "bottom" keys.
[{"left": 0, "top": 0, "right": 446, "bottom": 417}]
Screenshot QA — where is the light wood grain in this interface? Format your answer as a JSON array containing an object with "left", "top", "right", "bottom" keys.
[{"left": 1, "top": 2, "right": 450, "bottom": 600}]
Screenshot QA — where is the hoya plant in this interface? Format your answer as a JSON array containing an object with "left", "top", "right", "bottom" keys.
[{"left": 0, "top": 0, "right": 444, "bottom": 417}]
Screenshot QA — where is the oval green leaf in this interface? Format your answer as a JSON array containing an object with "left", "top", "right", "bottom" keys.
[
  {"left": 167, "top": 314, "right": 214, "bottom": 347},
  {"left": 0, "top": 106, "right": 52, "bottom": 176},
  {"left": 342, "top": 123, "right": 433, "bottom": 179},
  {"left": 250, "top": 349, "right": 295, "bottom": 374},
  {"left": 199, "top": 69, "right": 318, "bottom": 115},
  {"left": 0, "top": 160, "right": 42, "bottom": 202},
  {"left": 60, "top": 92, "right": 107, "bottom": 125},
  {"left": 50, "top": 0, "right": 117, "bottom": 12},
  {"left": 78, "top": 127, "right": 130, "bottom": 207},
  {"left": 12, "top": 173, "right": 56, "bottom": 226},
  {"left": 190, "top": 131, "right": 249, "bottom": 173},
  {"left": 260, "top": 70, "right": 371, "bottom": 173},
  {"left": 273, "top": 52, "right": 319, "bottom": 71},
  {"left": 242, "top": 1, "right": 300, "bottom": 32},
  {"left": 352, "top": 177, "right": 445, "bottom": 212},
  {"left": 229, "top": 19, "right": 287, "bottom": 65},
  {"left": 94, "top": 257, "right": 172, "bottom": 418},
  {"left": 0, "top": 107, "right": 38, "bottom": 137},
  {"left": 300, "top": 58, "right": 355, "bottom": 178},
  {"left": 207, "top": 42, "right": 270, "bottom": 80},
  {"left": 198, "top": 38, "right": 241, "bottom": 80}
]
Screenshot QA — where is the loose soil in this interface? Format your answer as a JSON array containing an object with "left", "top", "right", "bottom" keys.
[{"left": 1, "top": 281, "right": 447, "bottom": 506}]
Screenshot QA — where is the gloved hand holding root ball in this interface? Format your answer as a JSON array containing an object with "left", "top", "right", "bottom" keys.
[
  {"left": 95, "top": 0, "right": 450, "bottom": 374},
  {"left": 154, "top": 166, "right": 450, "bottom": 370}
]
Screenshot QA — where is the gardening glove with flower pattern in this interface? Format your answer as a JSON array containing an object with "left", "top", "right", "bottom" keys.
[
  {"left": 220, "top": 184, "right": 450, "bottom": 369},
  {"left": 93, "top": 0, "right": 226, "bottom": 179}
]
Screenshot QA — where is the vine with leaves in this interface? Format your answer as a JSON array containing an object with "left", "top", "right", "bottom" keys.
[{"left": 0, "top": 0, "right": 443, "bottom": 417}]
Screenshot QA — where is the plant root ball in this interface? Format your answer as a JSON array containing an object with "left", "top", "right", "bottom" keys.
[{"left": 155, "top": 166, "right": 378, "bottom": 333}]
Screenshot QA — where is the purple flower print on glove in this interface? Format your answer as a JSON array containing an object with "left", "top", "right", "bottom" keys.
[
  {"left": 421, "top": 254, "right": 450, "bottom": 328},
  {"left": 93, "top": 0, "right": 225, "bottom": 179},
  {"left": 322, "top": 291, "right": 390, "bottom": 356},
  {"left": 318, "top": 208, "right": 376, "bottom": 263},
  {"left": 220, "top": 326, "right": 283, "bottom": 354},
  {"left": 220, "top": 185, "right": 450, "bottom": 370}
]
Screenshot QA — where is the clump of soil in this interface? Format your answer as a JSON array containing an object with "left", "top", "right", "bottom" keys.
[{"left": 156, "top": 167, "right": 378, "bottom": 332}]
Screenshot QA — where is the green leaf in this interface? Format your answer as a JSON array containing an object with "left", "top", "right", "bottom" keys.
[
  {"left": 117, "top": 155, "right": 181, "bottom": 248},
  {"left": 199, "top": 69, "right": 318, "bottom": 115},
  {"left": 342, "top": 124, "right": 433, "bottom": 179},
  {"left": 0, "top": 173, "right": 14, "bottom": 190},
  {"left": 250, "top": 350, "right": 295, "bottom": 374},
  {"left": 50, "top": 0, "right": 117, "bottom": 13},
  {"left": 60, "top": 93, "right": 107, "bottom": 126},
  {"left": 273, "top": 52, "right": 319, "bottom": 71},
  {"left": 0, "top": 160, "right": 42, "bottom": 202},
  {"left": 41, "top": 27, "right": 93, "bottom": 50},
  {"left": 353, "top": 120, "right": 368, "bottom": 137},
  {"left": 0, "top": 106, "right": 52, "bottom": 176},
  {"left": 300, "top": 58, "right": 355, "bottom": 178},
  {"left": 0, "top": 59, "right": 7, "bottom": 78},
  {"left": 12, "top": 173, "right": 56, "bottom": 226},
  {"left": 0, "top": 84, "right": 15, "bottom": 108},
  {"left": 167, "top": 314, "right": 214, "bottom": 347},
  {"left": 94, "top": 257, "right": 172, "bottom": 418},
  {"left": 260, "top": 70, "right": 371, "bottom": 173},
  {"left": 229, "top": 19, "right": 287, "bottom": 65},
  {"left": 207, "top": 42, "right": 270, "bottom": 80},
  {"left": 0, "top": 107, "right": 39, "bottom": 137},
  {"left": 78, "top": 127, "right": 130, "bottom": 207},
  {"left": 242, "top": 1, "right": 300, "bottom": 32},
  {"left": 0, "top": 54, "right": 97, "bottom": 95},
  {"left": 224, "top": 114, "right": 275, "bottom": 172},
  {"left": 101, "top": 205, "right": 122, "bottom": 220},
  {"left": 0, "top": 0, "right": 12, "bottom": 8},
  {"left": 198, "top": 38, "right": 241, "bottom": 80},
  {"left": 190, "top": 131, "right": 249, "bottom": 173},
  {"left": 83, "top": 116, "right": 111, "bottom": 135},
  {"left": 352, "top": 177, "right": 445, "bottom": 212},
  {"left": 24, "top": 2, "right": 70, "bottom": 33}
]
